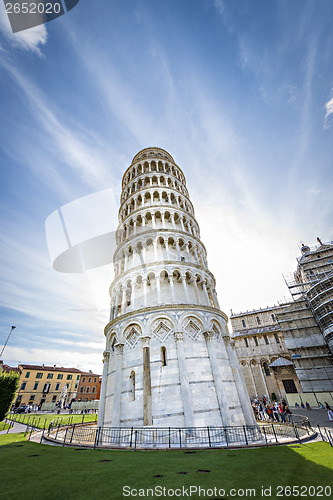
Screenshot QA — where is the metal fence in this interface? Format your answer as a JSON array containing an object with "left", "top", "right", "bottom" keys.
[{"left": 46, "top": 420, "right": 313, "bottom": 450}]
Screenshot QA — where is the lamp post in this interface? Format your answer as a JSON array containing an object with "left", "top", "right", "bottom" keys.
[{"left": 0, "top": 326, "right": 16, "bottom": 358}]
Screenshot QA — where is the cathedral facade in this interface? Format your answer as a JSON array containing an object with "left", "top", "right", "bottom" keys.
[
  {"left": 98, "top": 147, "right": 255, "bottom": 428},
  {"left": 231, "top": 240, "right": 333, "bottom": 404}
]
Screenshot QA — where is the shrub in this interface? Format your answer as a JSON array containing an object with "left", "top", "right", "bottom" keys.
[{"left": 0, "top": 370, "right": 20, "bottom": 421}]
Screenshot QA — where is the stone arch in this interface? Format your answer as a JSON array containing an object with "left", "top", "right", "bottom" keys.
[
  {"left": 148, "top": 314, "right": 175, "bottom": 342},
  {"left": 122, "top": 321, "right": 143, "bottom": 346},
  {"left": 181, "top": 314, "right": 204, "bottom": 341}
]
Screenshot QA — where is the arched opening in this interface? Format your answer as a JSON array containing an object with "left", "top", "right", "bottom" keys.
[
  {"left": 130, "top": 371, "right": 135, "bottom": 401},
  {"left": 161, "top": 347, "right": 167, "bottom": 366},
  {"left": 263, "top": 362, "right": 271, "bottom": 376}
]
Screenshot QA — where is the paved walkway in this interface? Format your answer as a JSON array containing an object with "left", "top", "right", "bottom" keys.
[
  {"left": 292, "top": 408, "right": 333, "bottom": 428},
  {"left": 0, "top": 421, "right": 28, "bottom": 435}
]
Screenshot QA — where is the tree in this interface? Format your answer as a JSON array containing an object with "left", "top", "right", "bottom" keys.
[{"left": 0, "top": 369, "right": 20, "bottom": 421}]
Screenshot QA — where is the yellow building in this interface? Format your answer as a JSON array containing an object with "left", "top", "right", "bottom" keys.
[{"left": 15, "top": 364, "right": 81, "bottom": 408}]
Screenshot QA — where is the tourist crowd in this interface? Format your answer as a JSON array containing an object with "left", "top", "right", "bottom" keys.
[{"left": 251, "top": 398, "right": 293, "bottom": 423}]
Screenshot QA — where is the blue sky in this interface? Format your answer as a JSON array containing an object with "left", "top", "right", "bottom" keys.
[{"left": 0, "top": 0, "right": 332, "bottom": 373}]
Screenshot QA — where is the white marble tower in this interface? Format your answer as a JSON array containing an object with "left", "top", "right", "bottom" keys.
[{"left": 98, "top": 147, "right": 255, "bottom": 428}]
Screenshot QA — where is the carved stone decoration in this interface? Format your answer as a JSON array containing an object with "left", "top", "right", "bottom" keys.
[
  {"left": 152, "top": 318, "right": 172, "bottom": 342},
  {"left": 184, "top": 318, "right": 201, "bottom": 340},
  {"left": 174, "top": 331, "right": 184, "bottom": 342},
  {"left": 211, "top": 321, "right": 222, "bottom": 342},
  {"left": 203, "top": 331, "right": 214, "bottom": 342},
  {"left": 124, "top": 325, "right": 141, "bottom": 348}
]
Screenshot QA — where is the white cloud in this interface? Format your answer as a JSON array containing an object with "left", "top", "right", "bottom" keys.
[
  {"left": 0, "top": 2, "right": 47, "bottom": 54},
  {"left": 324, "top": 90, "right": 333, "bottom": 128}
]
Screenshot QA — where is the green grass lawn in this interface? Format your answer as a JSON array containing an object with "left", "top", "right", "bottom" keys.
[
  {"left": 0, "top": 433, "right": 332, "bottom": 500},
  {"left": 0, "top": 422, "right": 10, "bottom": 432},
  {"left": 6, "top": 412, "right": 97, "bottom": 429}
]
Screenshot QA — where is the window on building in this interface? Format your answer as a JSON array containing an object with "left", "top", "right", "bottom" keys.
[
  {"left": 43, "top": 383, "right": 51, "bottom": 393},
  {"left": 274, "top": 334, "right": 280, "bottom": 344},
  {"left": 244, "top": 338, "right": 249, "bottom": 347},
  {"left": 254, "top": 337, "right": 258, "bottom": 346},
  {"left": 130, "top": 371, "right": 135, "bottom": 401},
  {"left": 82, "top": 377, "right": 86, "bottom": 382},
  {"left": 86, "top": 387, "right": 90, "bottom": 393},
  {"left": 263, "top": 362, "right": 270, "bottom": 376},
  {"left": 161, "top": 346, "right": 167, "bottom": 366},
  {"left": 92, "top": 387, "right": 96, "bottom": 393},
  {"left": 25, "top": 372, "right": 30, "bottom": 378},
  {"left": 75, "top": 384, "right": 78, "bottom": 389},
  {"left": 52, "top": 395, "right": 57, "bottom": 402},
  {"left": 21, "top": 382, "right": 26, "bottom": 390},
  {"left": 47, "top": 373, "right": 53, "bottom": 379},
  {"left": 33, "top": 382, "right": 39, "bottom": 390},
  {"left": 29, "top": 395, "right": 35, "bottom": 401},
  {"left": 88, "top": 377, "right": 91, "bottom": 383},
  {"left": 242, "top": 320, "right": 246, "bottom": 328},
  {"left": 271, "top": 314, "right": 276, "bottom": 322},
  {"left": 94, "top": 377, "right": 97, "bottom": 383},
  {"left": 76, "top": 375, "right": 80, "bottom": 380},
  {"left": 36, "top": 372, "right": 43, "bottom": 378},
  {"left": 66, "top": 375, "right": 72, "bottom": 380},
  {"left": 256, "top": 316, "right": 261, "bottom": 325},
  {"left": 55, "top": 383, "right": 60, "bottom": 391},
  {"left": 80, "top": 387, "right": 84, "bottom": 393},
  {"left": 264, "top": 335, "right": 269, "bottom": 345},
  {"left": 57, "top": 374, "right": 63, "bottom": 380}
]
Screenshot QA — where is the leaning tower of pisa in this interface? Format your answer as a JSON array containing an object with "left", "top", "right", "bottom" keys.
[{"left": 98, "top": 147, "right": 256, "bottom": 428}]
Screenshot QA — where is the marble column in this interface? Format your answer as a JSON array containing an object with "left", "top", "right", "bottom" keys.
[
  {"left": 142, "top": 336, "right": 152, "bottom": 426},
  {"left": 156, "top": 276, "right": 161, "bottom": 304},
  {"left": 143, "top": 278, "right": 148, "bottom": 307},
  {"left": 97, "top": 351, "right": 110, "bottom": 427},
  {"left": 203, "top": 331, "right": 230, "bottom": 426},
  {"left": 259, "top": 364, "right": 270, "bottom": 398},
  {"left": 174, "top": 332, "right": 195, "bottom": 428},
  {"left": 112, "top": 343, "right": 124, "bottom": 427},
  {"left": 202, "top": 281, "right": 210, "bottom": 306},
  {"left": 225, "top": 337, "right": 257, "bottom": 425}
]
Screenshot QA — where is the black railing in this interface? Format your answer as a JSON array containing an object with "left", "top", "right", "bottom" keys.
[{"left": 46, "top": 421, "right": 313, "bottom": 450}]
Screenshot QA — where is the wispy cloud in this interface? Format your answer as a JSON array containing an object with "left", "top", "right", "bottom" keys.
[
  {"left": 0, "top": 55, "right": 117, "bottom": 197},
  {"left": 324, "top": 89, "right": 333, "bottom": 129},
  {"left": 0, "top": 2, "right": 47, "bottom": 54}
]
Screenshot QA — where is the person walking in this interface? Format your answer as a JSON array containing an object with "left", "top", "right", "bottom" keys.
[{"left": 325, "top": 402, "right": 333, "bottom": 421}]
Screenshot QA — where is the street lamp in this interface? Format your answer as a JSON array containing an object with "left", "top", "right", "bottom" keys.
[{"left": 0, "top": 326, "right": 16, "bottom": 358}]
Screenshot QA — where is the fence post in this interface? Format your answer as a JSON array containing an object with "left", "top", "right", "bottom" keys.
[
  {"left": 243, "top": 425, "right": 248, "bottom": 446},
  {"left": 179, "top": 429, "right": 182, "bottom": 451},
  {"left": 324, "top": 428, "right": 333, "bottom": 447},
  {"left": 70, "top": 424, "right": 76, "bottom": 444},
  {"left": 292, "top": 423, "right": 301, "bottom": 444},
  {"left": 28, "top": 425, "right": 34, "bottom": 441},
  {"left": 134, "top": 430, "right": 137, "bottom": 451},
  {"left": 327, "top": 431, "right": 333, "bottom": 447},
  {"left": 62, "top": 426, "right": 69, "bottom": 446},
  {"left": 94, "top": 427, "right": 100, "bottom": 449},
  {"left": 169, "top": 427, "right": 171, "bottom": 448},
  {"left": 207, "top": 426, "right": 211, "bottom": 448},
  {"left": 40, "top": 428, "right": 45, "bottom": 444},
  {"left": 225, "top": 428, "right": 229, "bottom": 449},
  {"left": 262, "top": 427, "right": 268, "bottom": 448},
  {"left": 271, "top": 424, "right": 278, "bottom": 443}
]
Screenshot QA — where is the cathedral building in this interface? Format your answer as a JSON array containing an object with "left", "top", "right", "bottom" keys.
[
  {"left": 98, "top": 147, "right": 256, "bottom": 428},
  {"left": 231, "top": 240, "right": 333, "bottom": 404}
]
